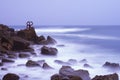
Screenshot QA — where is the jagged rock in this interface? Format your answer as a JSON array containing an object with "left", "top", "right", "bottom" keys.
[
  {"left": 83, "top": 64, "right": 93, "bottom": 68},
  {"left": 26, "top": 60, "right": 40, "bottom": 67},
  {"left": 41, "top": 46, "right": 58, "bottom": 55},
  {"left": 2, "top": 73, "right": 19, "bottom": 80},
  {"left": 59, "top": 66, "right": 90, "bottom": 80},
  {"left": 54, "top": 60, "right": 70, "bottom": 65},
  {"left": 103, "top": 62, "right": 120, "bottom": 70},
  {"left": 38, "top": 36, "right": 57, "bottom": 45},
  {"left": 92, "top": 73, "right": 119, "bottom": 80},
  {"left": 42, "top": 63, "right": 53, "bottom": 69},
  {"left": 2, "top": 58, "right": 15, "bottom": 63},
  {"left": 19, "top": 52, "right": 30, "bottom": 58},
  {"left": 46, "top": 36, "right": 57, "bottom": 44}
]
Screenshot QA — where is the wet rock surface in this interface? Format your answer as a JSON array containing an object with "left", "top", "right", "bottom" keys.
[
  {"left": 51, "top": 66, "right": 91, "bottom": 80},
  {"left": 92, "top": 73, "right": 119, "bottom": 80},
  {"left": 26, "top": 60, "right": 40, "bottom": 67},
  {"left": 41, "top": 46, "right": 58, "bottom": 55},
  {"left": 2, "top": 73, "right": 20, "bottom": 80}
]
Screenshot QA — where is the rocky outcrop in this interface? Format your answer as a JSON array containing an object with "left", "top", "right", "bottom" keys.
[
  {"left": 103, "top": 62, "right": 120, "bottom": 70},
  {"left": 26, "top": 60, "right": 40, "bottom": 67},
  {"left": 2, "top": 73, "right": 20, "bottom": 80},
  {"left": 17, "top": 27, "right": 38, "bottom": 43},
  {"left": 41, "top": 46, "right": 58, "bottom": 55},
  {"left": 51, "top": 66, "right": 91, "bottom": 80},
  {"left": 92, "top": 73, "right": 119, "bottom": 80}
]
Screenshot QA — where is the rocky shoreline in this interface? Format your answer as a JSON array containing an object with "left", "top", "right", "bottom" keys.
[{"left": 0, "top": 24, "right": 119, "bottom": 80}]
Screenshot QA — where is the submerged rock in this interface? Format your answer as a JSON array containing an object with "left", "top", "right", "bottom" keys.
[
  {"left": 92, "top": 73, "right": 119, "bottom": 80},
  {"left": 26, "top": 60, "right": 40, "bottom": 67},
  {"left": 41, "top": 46, "right": 58, "bottom": 55},
  {"left": 2, "top": 73, "right": 19, "bottom": 80}
]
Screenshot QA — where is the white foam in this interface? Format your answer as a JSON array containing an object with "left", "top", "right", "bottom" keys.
[
  {"left": 35, "top": 28, "right": 90, "bottom": 33},
  {"left": 60, "top": 34, "right": 120, "bottom": 40}
]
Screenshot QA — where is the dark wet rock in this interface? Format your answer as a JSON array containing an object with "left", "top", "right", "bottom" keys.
[
  {"left": 1, "top": 67, "right": 7, "bottom": 71},
  {"left": 62, "top": 66, "right": 90, "bottom": 80},
  {"left": 2, "top": 58, "right": 15, "bottom": 63},
  {"left": 58, "top": 66, "right": 90, "bottom": 80},
  {"left": 54, "top": 60, "right": 70, "bottom": 65},
  {"left": 0, "top": 62, "right": 3, "bottom": 66},
  {"left": 67, "top": 59, "right": 77, "bottom": 65},
  {"left": 12, "top": 36, "right": 30, "bottom": 51},
  {"left": 51, "top": 74, "right": 62, "bottom": 80},
  {"left": 92, "top": 73, "right": 119, "bottom": 80},
  {"left": 79, "top": 59, "right": 87, "bottom": 63},
  {"left": 17, "top": 27, "right": 38, "bottom": 43},
  {"left": 19, "top": 53, "right": 30, "bottom": 58},
  {"left": 2, "top": 73, "right": 19, "bottom": 80},
  {"left": 7, "top": 52, "right": 17, "bottom": 59},
  {"left": 41, "top": 46, "right": 58, "bottom": 55},
  {"left": 26, "top": 60, "right": 40, "bottom": 67},
  {"left": 38, "top": 36, "right": 57, "bottom": 45},
  {"left": 37, "top": 35, "right": 46, "bottom": 43},
  {"left": 42, "top": 63, "right": 53, "bottom": 69},
  {"left": 103, "top": 62, "right": 120, "bottom": 70},
  {"left": 83, "top": 64, "right": 93, "bottom": 68},
  {"left": 46, "top": 36, "right": 57, "bottom": 44}
]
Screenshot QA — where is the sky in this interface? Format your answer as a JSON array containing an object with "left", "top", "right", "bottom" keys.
[{"left": 0, "top": 0, "right": 120, "bottom": 25}]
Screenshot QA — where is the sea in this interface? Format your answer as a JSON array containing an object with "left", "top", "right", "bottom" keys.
[{"left": 0, "top": 25, "right": 120, "bottom": 80}]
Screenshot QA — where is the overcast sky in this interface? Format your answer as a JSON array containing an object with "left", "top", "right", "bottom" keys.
[{"left": 0, "top": 0, "right": 120, "bottom": 25}]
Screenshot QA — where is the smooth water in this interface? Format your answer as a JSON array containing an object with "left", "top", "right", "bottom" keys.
[{"left": 0, "top": 25, "right": 120, "bottom": 80}]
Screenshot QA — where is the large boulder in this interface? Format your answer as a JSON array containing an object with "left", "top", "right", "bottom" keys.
[
  {"left": 51, "top": 66, "right": 91, "bottom": 80},
  {"left": 42, "top": 62, "right": 53, "bottom": 69},
  {"left": 41, "top": 46, "right": 58, "bottom": 55},
  {"left": 2, "top": 73, "right": 19, "bottom": 80},
  {"left": 92, "top": 73, "right": 119, "bottom": 80},
  {"left": 12, "top": 36, "right": 30, "bottom": 51}
]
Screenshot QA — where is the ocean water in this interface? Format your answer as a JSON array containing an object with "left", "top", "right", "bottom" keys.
[{"left": 0, "top": 25, "right": 120, "bottom": 80}]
